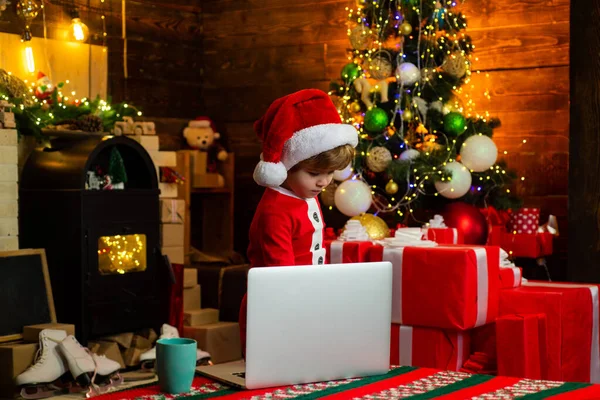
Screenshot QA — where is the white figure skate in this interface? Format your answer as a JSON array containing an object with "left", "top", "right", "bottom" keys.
[
  {"left": 15, "top": 329, "right": 70, "bottom": 399},
  {"left": 139, "top": 323, "right": 211, "bottom": 369},
  {"left": 58, "top": 335, "right": 122, "bottom": 397}
]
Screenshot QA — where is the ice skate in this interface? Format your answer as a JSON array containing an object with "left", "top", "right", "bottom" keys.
[
  {"left": 139, "top": 323, "right": 211, "bottom": 369},
  {"left": 57, "top": 335, "right": 122, "bottom": 397},
  {"left": 15, "top": 329, "right": 71, "bottom": 399}
]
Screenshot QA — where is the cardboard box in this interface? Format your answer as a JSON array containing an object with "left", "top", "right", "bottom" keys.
[
  {"left": 184, "top": 268, "right": 197, "bottom": 288},
  {"left": 0, "top": 342, "right": 38, "bottom": 397},
  {"left": 183, "top": 322, "right": 241, "bottom": 364},
  {"left": 163, "top": 246, "right": 184, "bottom": 265},
  {"left": 184, "top": 285, "right": 202, "bottom": 311},
  {"left": 0, "top": 201, "right": 18, "bottom": 218},
  {"left": 88, "top": 341, "right": 125, "bottom": 369},
  {"left": 0, "top": 130, "right": 18, "bottom": 146},
  {"left": 130, "top": 135, "right": 159, "bottom": 151},
  {"left": 159, "top": 182, "right": 178, "bottom": 198},
  {"left": 0, "top": 236, "right": 18, "bottom": 251},
  {"left": 149, "top": 151, "right": 177, "bottom": 167},
  {"left": 22, "top": 323, "right": 75, "bottom": 343},
  {"left": 137, "top": 328, "right": 158, "bottom": 344},
  {"left": 0, "top": 182, "right": 17, "bottom": 201},
  {"left": 184, "top": 308, "right": 219, "bottom": 326},
  {"left": 192, "top": 173, "right": 224, "bottom": 189},
  {"left": 0, "top": 218, "right": 17, "bottom": 237},
  {"left": 0, "top": 165, "right": 17, "bottom": 182},
  {"left": 161, "top": 223, "right": 184, "bottom": 247},
  {"left": 131, "top": 335, "right": 153, "bottom": 351},
  {"left": 0, "top": 146, "right": 17, "bottom": 165},
  {"left": 160, "top": 199, "right": 185, "bottom": 224}
]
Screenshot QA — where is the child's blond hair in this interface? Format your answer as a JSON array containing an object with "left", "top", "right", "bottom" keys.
[{"left": 291, "top": 144, "right": 355, "bottom": 173}]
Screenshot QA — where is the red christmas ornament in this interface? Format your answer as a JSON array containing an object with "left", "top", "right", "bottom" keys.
[{"left": 441, "top": 202, "right": 488, "bottom": 245}]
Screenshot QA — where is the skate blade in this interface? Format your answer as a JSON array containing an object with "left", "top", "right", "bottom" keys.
[
  {"left": 20, "top": 384, "right": 71, "bottom": 399},
  {"left": 85, "top": 374, "right": 124, "bottom": 398}
]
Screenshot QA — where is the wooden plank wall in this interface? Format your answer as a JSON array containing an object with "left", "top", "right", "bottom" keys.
[{"left": 202, "top": 0, "right": 570, "bottom": 270}]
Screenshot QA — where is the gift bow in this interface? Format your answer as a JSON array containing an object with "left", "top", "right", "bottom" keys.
[
  {"left": 426, "top": 214, "right": 447, "bottom": 228},
  {"left": 382, "top": 228, "right": 437, "bottom": 248},
  {"left": 338, "top": 220, "right": 370, "bottom": 242}
]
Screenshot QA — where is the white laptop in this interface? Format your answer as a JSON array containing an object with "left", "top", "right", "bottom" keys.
[{"left": 196, "top": 261, "right": 392, "bottom": 390}]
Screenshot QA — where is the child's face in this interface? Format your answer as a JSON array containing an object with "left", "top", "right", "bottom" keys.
[{"left": 284, "top": 168, "right": 334, "bottom": 199}]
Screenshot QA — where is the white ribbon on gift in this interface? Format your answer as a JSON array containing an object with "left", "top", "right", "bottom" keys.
[
  {"left": 329, "top": 240, "right": 344, "bottom": 264},
  {"left": 524, "top": 281, "right": 600, "bottom": 383},
  {"left": 398, "top": 325, "right": 465, "bottom": 369},
  {"left": 383, "top": 245, "right": 489, "bottom": 327},
  {"left": 383, "top": 228, "right": 437, "bottom": 248},
  {"left": 503, "top": 266, "right": 522, "bottom": 288}
]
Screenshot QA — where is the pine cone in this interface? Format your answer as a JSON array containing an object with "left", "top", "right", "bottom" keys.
[{"left": 76, "top": 115, "right": 104, "bottom": 132}]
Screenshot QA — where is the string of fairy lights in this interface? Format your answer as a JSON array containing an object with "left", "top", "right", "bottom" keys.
[{"left": 327, "top": 0, "right": 527, "bottom": 220}]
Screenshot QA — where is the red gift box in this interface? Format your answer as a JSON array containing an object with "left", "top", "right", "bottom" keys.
[
  {"left": 499, "top": 267, "right": 522, "bottom": 289},
  {"left": 423, "top": 228, "right": 463, "bottom": 245},
  {"left": 499, "top": 282, "right": 600, "bottom": 382},
  {"left": 502, "top": 232, "right": 553, "bottom": 258},
  {"left": 509, "top": 207, "right": 540, "bottom": 234},
  {"left": 496, "top": 313, "right": 547, "bottom": 379},
  {"left": 325, "top": 240, "right": 374, "bottom": 264},
  {"left": 369, "top": 245, "right": 500, "bottom": 330},
  {"left": 390, "top": 324, "right": 470, "bottom": 371}
]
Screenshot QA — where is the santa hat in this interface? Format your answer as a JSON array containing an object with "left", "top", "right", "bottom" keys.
[
  {"left": 189, "top": 116, "right": 217, "bottom": 132},
  {"left": 253, "top": 89, "right": 358, "bottom": 187}
]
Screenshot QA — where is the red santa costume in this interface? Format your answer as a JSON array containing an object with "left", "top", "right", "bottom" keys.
[{"left": 239, "top": 89, "right": 358, "bottom": 355}]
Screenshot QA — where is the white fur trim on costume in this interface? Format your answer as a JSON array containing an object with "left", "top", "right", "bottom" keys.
[
  {"left": 281, "top": 123, "right": 358, "bottom": 170},
  {"left": 253, "top": 160, "right": 288, "bottom": 187}
]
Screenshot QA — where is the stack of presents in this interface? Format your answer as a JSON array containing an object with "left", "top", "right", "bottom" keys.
[
  {"left": 180, "top": 267, "right": 243, "bottom": 364},
  {"left": 0, "top": 128, "right": 18, "bottom": 251},
  {"left": 326, "top": 208, "right": 600, "bottom": 384},
  {"left": 127, "top": 131, "right": 185, "bottom": 265}
]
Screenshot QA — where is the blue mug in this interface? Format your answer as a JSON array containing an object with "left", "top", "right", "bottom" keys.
[{"left": 156, "top": 338, "right": 197, "bottom": 394}]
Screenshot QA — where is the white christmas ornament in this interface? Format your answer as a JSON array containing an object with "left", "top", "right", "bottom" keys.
[
  {"left": 333, "top": 163, "right": 353, "bottom": 181},
  {"left": 460, "top": 135, "right": 498, "bottom": 172},
  {"left": 434, "top": 161, "right": 472, "bottom": 199},
  {"left": 399, "top": 148, "right": 420, "bottom": 161},
  {"left": 396, "top": 63, "right": 421, "bottom": 86},
  {"left": 334, "top": 179, "right": 372, "bottom": 217}
]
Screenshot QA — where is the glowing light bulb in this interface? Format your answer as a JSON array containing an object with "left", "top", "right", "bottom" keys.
[
  {"left": 68, "top": 17, "right": 89, "bottom": 42},
  {"left": 24, "top": 44, "right": 35, "bottom": 73}
]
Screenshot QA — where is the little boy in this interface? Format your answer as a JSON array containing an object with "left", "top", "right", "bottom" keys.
[{"left": 239, "top": 89, "right": 358, "bottom": 353}]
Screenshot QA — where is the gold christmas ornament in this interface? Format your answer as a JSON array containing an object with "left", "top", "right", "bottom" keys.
[
  {"left": 350, "top": 213, "right": 390, "bottom": 240},
  {"left": 402, "top": 109, "right": 414, "bottom": 122},
  {"left": 349, "top": 101, "right": 362, "bottom": 114},
  {"left": 0, "top": 69, "right": 33, "bottom": 106},
  {"left": 399, "top": 21, "right": 413, "bottom": 36},
  {"left": 349, "top": 25, "right": 373, "bottom": 50},
  {"left": 366, "top": 146, "right": 392, "bottom": 173},
  {"left": 442, "top": 51, "right": 469, "bottom": 79},
  {"left": 385, "top": 180, "right": 399, "bottom": 194},
  {"left": 369, "top": 51, "right": 393, "bottom": 80},
  {"left": 319, "top": 181, "right": 338, "bottom": 207},
  {"left": 356, "top": 0, "right": 368, "bottom": 6}
]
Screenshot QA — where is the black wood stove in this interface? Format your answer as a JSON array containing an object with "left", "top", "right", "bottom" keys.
[{"left": 19, "top": 136, "right": 171, "bottom": 344}]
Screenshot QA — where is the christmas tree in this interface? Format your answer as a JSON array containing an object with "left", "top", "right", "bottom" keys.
[
  {"left": 108, "top": 147, "right": 128, "bottom": 184},
  {"left": 325, "top": 0, "right": 522, "bottom": 222}
]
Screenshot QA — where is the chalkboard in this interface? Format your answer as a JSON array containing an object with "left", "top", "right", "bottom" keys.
[{"left": 0, "top": 249, "right": 56, "bottom": 342}]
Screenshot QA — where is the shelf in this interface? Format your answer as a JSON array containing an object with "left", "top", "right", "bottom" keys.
[{"left": 191, "top": 187, "right": 232, "bottom": 194}]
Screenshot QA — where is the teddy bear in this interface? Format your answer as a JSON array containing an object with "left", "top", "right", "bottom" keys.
[{"left": 183, "top": 117, "right": 228, "bottom": 173}]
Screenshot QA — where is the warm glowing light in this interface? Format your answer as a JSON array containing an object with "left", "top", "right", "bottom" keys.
[
  {"left": 24, "top": 45, "right": 35, "bottom": 73},
  {"left": 68, "top": 18, "right": 89, "bottom": 42}
]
